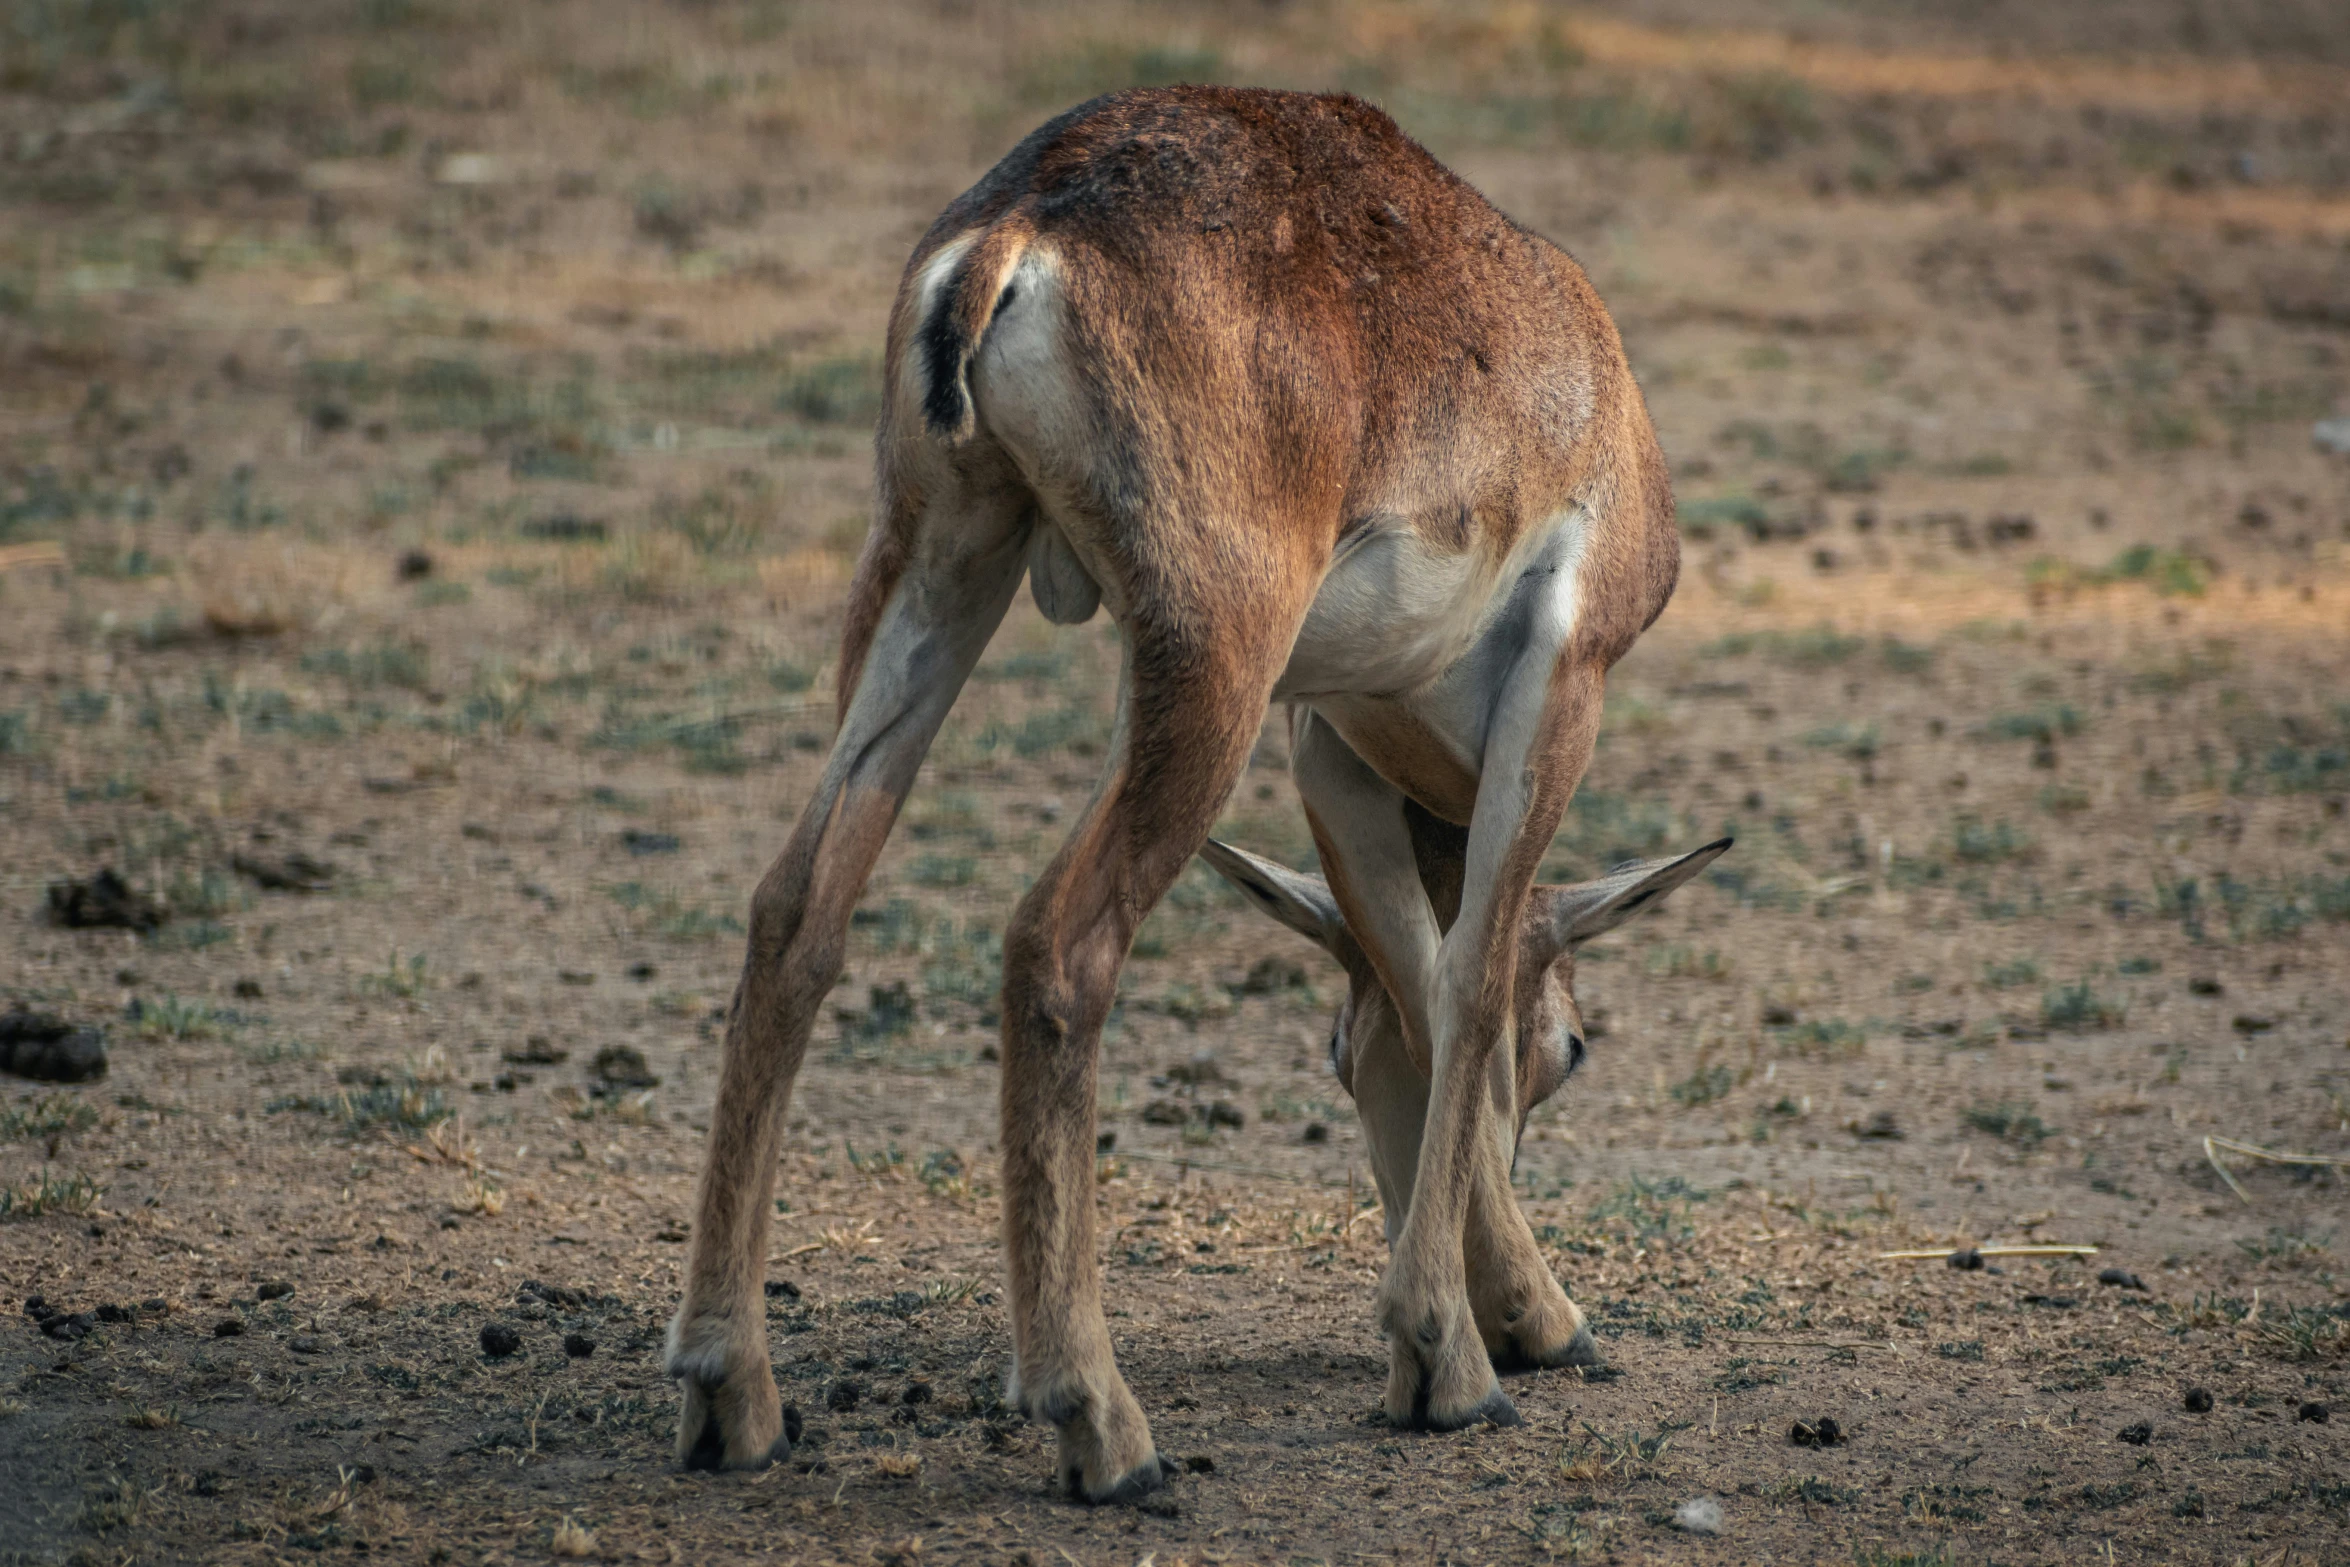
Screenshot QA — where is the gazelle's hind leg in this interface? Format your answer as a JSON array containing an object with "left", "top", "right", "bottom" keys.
[
  {"left": 666, "top": 472, "right": 1030, "bottom": 1470},
  {"left": 999, "top": 559, "right": 1316, "bottom": 1502}
]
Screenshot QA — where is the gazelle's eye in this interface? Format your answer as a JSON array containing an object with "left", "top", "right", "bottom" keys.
[{"left": 1564, "top": 1032, "right": 1587, "bottom": 1075}]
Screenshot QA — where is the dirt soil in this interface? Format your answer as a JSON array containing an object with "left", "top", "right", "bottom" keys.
[{"left": 3, "top": 3, "right": 2349, "bottom": 1563}]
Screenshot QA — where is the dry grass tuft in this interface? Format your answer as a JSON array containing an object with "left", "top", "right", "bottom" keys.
[{"left": 549, "top": 1515, "right": 597, "bottom": 1558}]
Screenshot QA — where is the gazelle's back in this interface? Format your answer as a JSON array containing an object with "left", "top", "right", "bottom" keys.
[{"left": 900, "top": 87, "right": 1674, "bottom": 689}]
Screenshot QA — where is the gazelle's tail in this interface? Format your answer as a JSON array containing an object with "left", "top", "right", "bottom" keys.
[{"left": 915, "top": 211, "right": 1035, "bottom": 443}]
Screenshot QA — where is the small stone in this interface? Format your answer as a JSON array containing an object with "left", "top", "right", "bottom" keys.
[
  {"left": 44, "top": 870, "right": 163, "bottom": 932},
  {"left": 763, "top": 1280, "right": 801, "bottom": 1300},
  {"left": 1205, "top": 1100, "right": 1245, "bottom": 1129},
  {"left": 562, "top": 1332, "right": 596, "bottom": 1359},
  {"left": 0, "top": 1007, "right": 109, "bottom": 1083},
  {"left": 397, "top": 549, "right": 434, "bottom": 580},
  {"left": 1790, "top": 1416, "right": 1842, "bottom": 1447},
  {"left": 256, "top": 1280, "right": 294, "bottom": 1301},
  {"left": 2299, "top": 1401, "right": 2330, "bottom": 1424},
  {"left": 213, "top": 1317, "right": 245, "bottom": 1338},
  {"left": 826, "top": 1379, "right": 861, "bottom": 1412},
  {"left": 2117, "top": 1422, "right": 2152, "bottom": 1445},
  {"left": 1850, "top": 1110, "right": 1903, "bottom": 1140},
  {"left": 592, "top": 1045, "right": 659, "bottom": 1090},
  {"left": 1184, "top": 1453, "right": 1215, "bottom": 1474},
  {"left": 1236, "top": 956, "right": 1306, "bottom": 995},
  {"left": 42, "top": 1312, "right": 92, "bottom": 1341},
  {"left": 620, "top": 830, "right": 680, "bottom": 856},
  {"left": 2183, "top": 1386, "right": 2214, "bottom": 1413},
  {"left": 289, "top": 1333, "right": 325, "bottom": 1355},
  {"left": 504, "top": 1036, "right": 568, "bottom": 1065},
  {"left": 479, "top": 1322, "right": 521, "bottom": 1358},
  {"left": 901, "top": 1381, "right": 932, "bottom": 1405},
  {"left": 2097, "top": 1268, "right": 2147, "bottom": 1291},
  {"left": 1673, "top": 1496, "right": 1726, "bottom": 1535},
  {"left": 1947, "top": 1248, "right": 1985, "bottom": 1271}
]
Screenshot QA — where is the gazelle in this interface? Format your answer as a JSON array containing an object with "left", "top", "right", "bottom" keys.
[{"left": 667, "top": 84, "right": 1729, "bottom": 1502}]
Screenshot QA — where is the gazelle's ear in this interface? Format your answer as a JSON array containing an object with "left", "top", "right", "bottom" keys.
[
  {"left": 1537, "top": 838, "right": 1734, "bottom": 958},
  {"left": 1195, "top": 839, "right": 1352, "bottom": 962}
]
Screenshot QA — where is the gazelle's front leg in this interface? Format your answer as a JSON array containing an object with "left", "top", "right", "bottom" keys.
[
  {"left": 1292, "top": 714, "right": 1590, "bottom": 1388},
  {"left": 665, "top": 507, "right": 1026, "bottom": 1470},
  {"left": 1289, "top": 712, "right": 1440, "bottom": 1241},
  {"left": 1380, "top": 659, "right": 1603, "bottom": 1429}
]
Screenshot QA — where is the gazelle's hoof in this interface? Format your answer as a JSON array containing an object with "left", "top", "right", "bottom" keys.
[
  {"left": 667, "top": 1309, "right": 784, "bottom": 1471},
  {"left": 1071, "top": 1451, "right": 1178, "bottom": 1505},
  {"left": 1021, "top": 1362, "right": 1166, "bottom": 1505},
  {"left": 1397, "top": 1376, "right": 1522, "bottom": 1431},
  {"left": 1492, "top": 1321, "right": 1602, "bottom": 1374}
]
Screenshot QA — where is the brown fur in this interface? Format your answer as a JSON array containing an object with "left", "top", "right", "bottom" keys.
[{"left": 668, "top": 86, "right": 1684, "bottom": 1498}]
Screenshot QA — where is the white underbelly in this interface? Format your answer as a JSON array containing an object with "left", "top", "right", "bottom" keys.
[
  {"left": 1278, "top": 512, "right": 1584, "bottom": 699},
  {"left": 1280, "top": 514, "right": 1587, "bottom": 812}
]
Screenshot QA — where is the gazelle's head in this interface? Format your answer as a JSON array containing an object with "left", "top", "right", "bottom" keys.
[{"left": 1195, "top": 837, "right": 1732, "bottom": 1138}]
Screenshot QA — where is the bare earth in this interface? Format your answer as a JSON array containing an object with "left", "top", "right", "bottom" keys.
[{"left": 2, "top": 3, "right": 2347, "bottom": 1563}]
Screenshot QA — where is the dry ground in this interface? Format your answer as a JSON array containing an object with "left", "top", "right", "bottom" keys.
[{"left": 3, "top": 2, "right": 2349, "bottom": 1563}]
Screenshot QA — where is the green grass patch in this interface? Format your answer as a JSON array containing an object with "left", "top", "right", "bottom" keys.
[
  {"left": 2029, "top": 544, "right": 2211, "bottom": 598},
  {"left": 0, "top": 1093, "right": 98, "bottom": 1142},
  {"left": 778, "top": 356, "right": 883, "bottom": 425},
  {"left": 1983, "top": 958, "right": 2041, "bottom": 989},
  {"left": 1668, "top": 1064, "right": 1735, "bottom": 1107},
  {"left": 1544, "top": 789, "right": 1688, "bottom": 878},
  {"left": 1588, "top": 1174, "right": 1709, "bottom": 1250},
  {"left": 1771, "top": 1017, "right": 1867, "bottom": 1057},
  {"left": 0, "top": 710, "right": 36, "bottom": 757},
  {"left": 1949, "top": 815, "right": 2031, "bottom": 864},
  {"left": 0, "top": 1169, "right": 104, "bottom": 1221},
  {"left": 1701, "top": 624, "right": 1864, "bottom": 666},
  {"left": 1802, "top": 721, "right": 1878, "bottom": 761},
  {"left": 356, "top": 950, "right": 430, "bottom": 999},
  {"left": 603, "top": 882, "right": 744, "bottom": 942},
  {"left": 1963, "top": 1102, "right": 2052, "bottom": 1146},
  {"left": 130, "top": 993, "right": 233, "bottom": 1041},
  {"left": 1645, "top": 944, "right": 1732, "bottom": 980},
  {"left": 975, "top": 705, "right": 1103, "bottom": 760},
  {"left": 1675, "top": 493, "right": 1773, "bottom": 541},
  {"left": 267, "top": 1074, "right": 452, "bottom": 1135},
  {"left": 2041, "top": 979, "right": 2124, "bottom": 1031},
  {"left": 1978, "top": 705, "right": 2083, "bottom": 744},
  {"left": 300, "top": 641, "right": 430, "bottom": 691}
]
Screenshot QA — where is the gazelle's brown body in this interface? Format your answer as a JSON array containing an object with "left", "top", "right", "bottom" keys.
[{"left": 667, "top": 86, "right": 1725, "bottom": 1501}]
